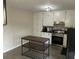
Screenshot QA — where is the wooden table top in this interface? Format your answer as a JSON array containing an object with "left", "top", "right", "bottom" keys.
[{"left": 21, "top": 35, "right": 49, "bottom": 43}]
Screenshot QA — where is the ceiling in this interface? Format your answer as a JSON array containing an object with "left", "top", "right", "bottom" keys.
[{"left": 6, "top": 0, "right": 75, "bottom": 12}]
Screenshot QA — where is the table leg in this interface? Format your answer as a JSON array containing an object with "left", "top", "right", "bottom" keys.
[
  {"left": 28, "top": 40, "right": 31, "bottom": 51},
  {"left": 43, "top": 53, "right": 44, "bottom": 59},
  {"left": 21, "top": 39, "right": 23, "bottom": 55},
  {"left": 43, "top": 43, "right": 45, "bottom": 59},
  {"left": 48, "top": 40, "right": 50, "bottom": 56}
]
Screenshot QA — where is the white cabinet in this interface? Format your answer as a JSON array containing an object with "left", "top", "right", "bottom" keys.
[
  {"left": 65, "top": 10, "right": 75, "bottom": 27},
  {"left": 41, "top": 32, "right": 52, "bottom": 44},
  {"left": 63, "top": 34, "right": 67, "bottom": 48},
  {"left": 33, "top": 12, "right": 43, "bottom": 36},
  {"left": 53, "top": 10, "right": 65, "bottom": 22},
  {"left": 43, "top": 12, "right": 54, "bottom": 26}
]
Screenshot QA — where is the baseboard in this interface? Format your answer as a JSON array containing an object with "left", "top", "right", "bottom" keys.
[
  {"left": 3, "top": 41, "right": 29, "bottom": 53},
  {"left": 3, "top": 44, "right": 21, "bottom": 53}
]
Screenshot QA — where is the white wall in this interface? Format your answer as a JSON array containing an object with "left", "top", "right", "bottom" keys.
[
  {"left": 3, "top": 6, "right": 33, "bottom": 53},
  {"left": 65, "top": 10, "right": 75, "bottom": 27},
  {"left": 33, "top": 12, "right": 43, "bottom": 36}
]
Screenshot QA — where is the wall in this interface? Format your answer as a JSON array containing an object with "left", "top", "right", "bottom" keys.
[{"left": 3, "top": 6, "right": 33, "bottom": 53}]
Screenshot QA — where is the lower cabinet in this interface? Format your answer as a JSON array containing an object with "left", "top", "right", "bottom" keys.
[{"left": 41, "top": 32, "right": 52, "bottom": 44}]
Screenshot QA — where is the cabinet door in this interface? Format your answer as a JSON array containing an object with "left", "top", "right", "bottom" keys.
[
  {"left": 63, "top": 34, "right": 67, "bottom": 48},
  {"left": 41, "top": 32, "right": 52, "bottom": 44},
  {"left": 33, "top": 12, "right": 43, "bottom": 36},
  {"left": 54, "top": 10, "right": 65, "bottom": 22},
  {"left": 43, "top": 12, "right": 54, "bottom": 26},
  {"left": 65, "top": 10, "right": 75, "bottom": 27}
]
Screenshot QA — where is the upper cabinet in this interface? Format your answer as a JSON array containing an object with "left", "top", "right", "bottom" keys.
[
  {"left": 65, "top": 10, "right": 75, "bottom": 28},
  {"left": 53, "top": 10, "right": 66, "bottom": 22},
  {"left": 43, "top": 12, "right": 54, "bottom": 26}
]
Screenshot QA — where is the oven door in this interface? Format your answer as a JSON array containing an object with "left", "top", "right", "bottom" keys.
[{"left": 52, "top": 36, "right": 63, "bottom": 45}]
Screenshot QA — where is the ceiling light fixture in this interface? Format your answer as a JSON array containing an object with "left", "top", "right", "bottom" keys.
[
  {"left": 45, "top": 6, "right": 51, "bottom": 11},
  {"left": 40, "top": 5, "right": 56, "bottom": 11}
]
